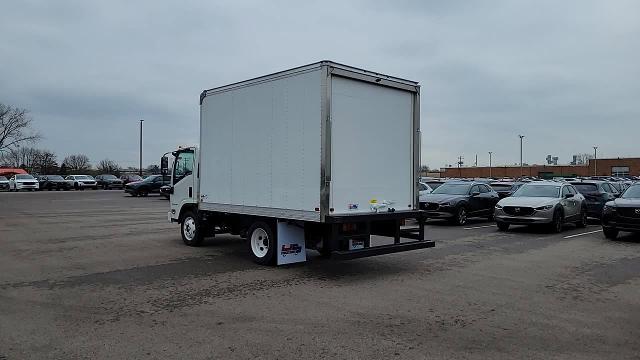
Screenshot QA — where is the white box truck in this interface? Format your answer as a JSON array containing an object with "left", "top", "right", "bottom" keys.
[{"left": 164, "top": 61, "right": 434, "bottom": 265}]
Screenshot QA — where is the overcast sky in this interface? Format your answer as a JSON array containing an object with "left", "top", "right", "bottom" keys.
[{"left": 1, "top": 0, "right": 639, "bottom": 169}]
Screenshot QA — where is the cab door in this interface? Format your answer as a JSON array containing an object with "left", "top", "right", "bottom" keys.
[{"left": 170, "top": 149, "right": 196, "bottom": 220}]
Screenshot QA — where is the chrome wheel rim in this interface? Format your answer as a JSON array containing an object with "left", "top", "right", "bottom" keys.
[
  {"left": 458, "top": 208, "right": 467, "bottom": 225},
  {"left": 183, "top": 217, "right": 196, "bottom": 241},
  {"left": 250, "top": 228, "right": 269, "bottom": 258}
]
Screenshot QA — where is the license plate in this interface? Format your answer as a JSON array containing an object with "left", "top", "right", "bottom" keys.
[{"left": 349, "top": 239, "right": 365, "bottom": 250}]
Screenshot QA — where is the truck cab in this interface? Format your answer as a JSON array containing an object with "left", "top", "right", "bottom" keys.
[{"left": 167, "top": 147, "right": 197, "bottom": 223}]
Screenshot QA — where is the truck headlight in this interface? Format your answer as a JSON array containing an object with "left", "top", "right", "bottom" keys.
[{"left": 534, "top": 205, "right": 554, "bottom": 211}]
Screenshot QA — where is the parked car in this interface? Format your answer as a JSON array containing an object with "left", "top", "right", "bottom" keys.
[
  {"left": 159, "top": 184, "right": 171, "bottom": 199},
  {"left": 95, "top": 174, "right": 124, "bottom": 189},
  {"left": 0, "top": 176, "right": 9, "bottom": 191},
  {"left": 418, "top": 182, "right": 434, "bottom": 204},
  {"left": 602, "top": 184, "right": 640, "bottom": 239},
  {"left": 37, "top": 175, "right": 71, "bottom": 191},
  {"left": 490, "top": 181, "right": 525, "bottom": 199},
  {"left": 120, "top": 174, "right": 143, "bottom": 185},
  {"left": 494, "top": 181, "right": 587, "bottom": 232},
  {"left": 423, "top": 180, "right": 446, "bottom": 190},
  {"left": 422, "top": 181, "right": 500, "bottom": 225},
  {"left": 65, "top": 175, "right": 98, "bottom": 190},
  {"left": 125, "top": 175, "right": 170, "bottom": 197},
  {"left": 570, "top": 181, "right": 619, "bottom": 219},
  {"left": 8, "top": 174, "right": 39, "bottom": 191}
]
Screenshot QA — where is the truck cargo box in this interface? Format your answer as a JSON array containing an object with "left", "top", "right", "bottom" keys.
[{"left": 198, "top": 61, "right": 420, "bottom": 223}]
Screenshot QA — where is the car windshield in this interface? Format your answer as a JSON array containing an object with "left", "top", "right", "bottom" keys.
[
  {"left": 431, "top": 183, "right": 471, "bottom": 195},
  {"left": 0, "top": 176, "right": 7, "bottom": 181},
  {"left": 75, "top": 175, "right": 90, "bottom": 180},
  {"left": 622, "top": 185, "right": 640, "bottom": 199},
  {"left": 102, "top": 175, "right": 117, "bottom": 179},
  {"left": 572, "top": 183, "right": 598, "bottom": 193},
  {"left": 512, "top": 184, "right": 560, "bottom": 198},
  {"left": 16, "top": 174, "right": 34, "bottom": 180},
  {"left": 128, "top": 175, "right": 142, "bottom": 181},
  {"left": 48, "top": 175, "right": 64, "bottom": 180},
  {"left": 143, "top": 175, "right": 160, "bottom": 183},
  {"left": 426, "top": 182, "right": 444, "bottom": 189}
]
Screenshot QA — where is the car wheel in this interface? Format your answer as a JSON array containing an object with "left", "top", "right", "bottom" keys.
[
  {"left": 74, "top": 183, "right": 79, "bottom": 190},
  {"left": 450, "top": 206, "right": 468, "bottom": 226},
  {"left": 180, "top": 210, "right": 204, "bottom": 246},
  {"left": 497, "top": 221, "right": 510, "bottom": 231},
  {"left": 575, "top": 208, "right": 588, "bottom": 228},
  {"left": 247, "top": 221, "right": 276, "bottom": 265},
  {"left": 603, "top": 227, "right": 618, "bottom": 240},
  {"left": 138, "top": 188, "right": 149, "bottom": 197},
  {"left": 487, "top": 213, "right": 495, "bottom": 221},
  {"left": 550, "top": 209, "right": 564, "bottom": 233}
]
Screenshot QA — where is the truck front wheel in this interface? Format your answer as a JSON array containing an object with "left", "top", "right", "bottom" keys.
[
  {"left": 247, "top": 221, "right": 276, "bottom": 265},
  {"left": 181, "top": 210, "right": 204, "bottom": 246}
]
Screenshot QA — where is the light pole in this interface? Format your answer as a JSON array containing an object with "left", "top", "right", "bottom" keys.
[
  {"left": 593, "top": 146, "right": 598, "bottom": 176},
  {"left": 139, "top": 119, "right": 144, "bottom": 177},
  {"left": 519, "top": 135, "right": 525, "bottom": 178},
  {"left": 489, "top": 151, "right": 493, "bottom": 178}
]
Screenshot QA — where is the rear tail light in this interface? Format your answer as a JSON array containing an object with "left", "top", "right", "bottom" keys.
[{"left": 342, "top": 223, "right": 357, "bottom": 232}]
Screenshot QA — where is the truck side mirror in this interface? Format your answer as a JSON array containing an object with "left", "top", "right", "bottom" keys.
[{"left": 161, "top": 156, "right": 169, "bottom": 175}]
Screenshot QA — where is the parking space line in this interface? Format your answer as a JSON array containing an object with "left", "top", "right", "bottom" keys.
[
  {"left": 563, "top": 229, "right": 602, "bottom": 239},
  {"left": 464, "top": 225, "right": 495, "bottom": 230}
]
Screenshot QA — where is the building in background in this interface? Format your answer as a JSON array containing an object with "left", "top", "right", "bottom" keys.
[{"left": 440, "top": 157, "right": 640, "bottom": 178}]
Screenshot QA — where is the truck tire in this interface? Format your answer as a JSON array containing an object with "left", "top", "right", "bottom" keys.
[
  {"left": 181, "top": 210, "right": 204, "bottom": 246},
  {"left": 247, "top": 221, "right": 276, "bottom": 265}
]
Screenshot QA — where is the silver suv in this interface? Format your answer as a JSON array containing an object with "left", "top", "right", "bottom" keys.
[{"left": 494, "top": 181, "right": 587, "bottom": 233}]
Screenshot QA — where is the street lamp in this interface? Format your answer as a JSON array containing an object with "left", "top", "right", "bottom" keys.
[
  {"left": 489, "top": 151, "right": 493, "bottom": 178},
  {"left": 593, "top": 146, "right": 598, "bottom": 176},
  {"left": 139, "top": 119, "right": 144, "bottom": 177},
  {"left": 519, "top": 135, "right": 525, "bottom": 178}
]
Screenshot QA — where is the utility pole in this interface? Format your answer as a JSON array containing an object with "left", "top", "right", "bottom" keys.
[
  {"left": 475, "top": 154, "right": 478, "bottom": 167},
  {"left": 139, "top": 119, "right": 144, "bottom": 177},
  {"left": 519, "top": 135, "right": 525, "bottom": 178},
  {"left": 489, "top": 151, "right": 493, "bottom": 178},
  {"left": 458, "top": 156, "right": 464, "bottom": 178},
  {"left": 593, "top": 146, "right": 598, "bottom": 176}
]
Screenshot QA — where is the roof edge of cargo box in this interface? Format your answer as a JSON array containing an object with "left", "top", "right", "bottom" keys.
[{"left": 200, "top": 60, "right": 420, "bottom": 104}]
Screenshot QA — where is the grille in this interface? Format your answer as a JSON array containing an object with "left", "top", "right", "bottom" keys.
[
  {"left": 425, "top": 203, "right": 439, "bottom": 211},
  {"left": 618, "top": 208, "right": 640, "bottom": 218},
  {"left": 503, "top": 206, "right": 535, "bottom": 216}
]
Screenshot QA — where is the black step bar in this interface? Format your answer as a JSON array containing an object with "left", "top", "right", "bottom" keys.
[{"left": 332, "top": 240, "right": 435, "bottom": 260}]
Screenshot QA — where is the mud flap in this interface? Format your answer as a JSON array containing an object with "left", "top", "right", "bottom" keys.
[{"left": 276, "top": 221, "right": 307, "bottom": 265}]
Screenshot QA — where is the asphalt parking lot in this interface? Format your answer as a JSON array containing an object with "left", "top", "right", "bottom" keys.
[{"left": 1, "top": 191, "right": 639, "bottom": 359}]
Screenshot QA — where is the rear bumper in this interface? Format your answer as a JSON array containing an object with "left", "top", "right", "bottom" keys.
[
  {"left": 323, "top": 210, "right": 433, "bottom": 259},
  {"left": 332, "top": 240, "right": 435, "bottom": 260}
]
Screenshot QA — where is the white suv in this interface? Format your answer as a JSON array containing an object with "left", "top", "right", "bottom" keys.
[
  {"left": 9, "top": 174, "right": 39, "bottom": 191},
  {"left": 66, "top": 175, "right": 98, "bottom": 190}
]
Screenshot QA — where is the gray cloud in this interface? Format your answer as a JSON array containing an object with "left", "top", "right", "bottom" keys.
[{"left": 1, "top": 0, "right": 639, "bottom": 169}]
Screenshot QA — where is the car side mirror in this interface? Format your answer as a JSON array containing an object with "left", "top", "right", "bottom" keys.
[
  {"left": 161, "top": 156, "right": 169, "bottom": 175},
  {"left": 471, "top": 191, "right": 480, "bottom": 196},
  {"left": 564, "top": 193, "right": 574, "bottom": 199}
]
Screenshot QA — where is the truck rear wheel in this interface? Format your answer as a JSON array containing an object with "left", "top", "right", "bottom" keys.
[
  {"left": 247, "top": 221, "right": 276, "bottom": 265},
  {"left": 181, "top": 210, "right": 204, "bottom": 246}
]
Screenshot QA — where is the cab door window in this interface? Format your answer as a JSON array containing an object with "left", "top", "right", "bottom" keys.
[{"left": 173, "top": 151, "right": 194, "bottom": 184}]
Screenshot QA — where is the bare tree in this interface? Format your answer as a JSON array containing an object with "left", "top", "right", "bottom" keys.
[
  {"left": 0, "top": 146, "right": 43, "bottom": 172},
  {"left": 97, "top": 159, "right": 120, "bottom": 174},
  {"left": 146, "top": 164, "right": 160, "bottom": 175},
  {"left": 35, "top": 150, "right": 58, "bottom": 174},
  {"left": 0, "top": 103, "right": 41, "bottom": 153},
  {"left": 63, "top": 154, "right": 91, "bottom": 172}
]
